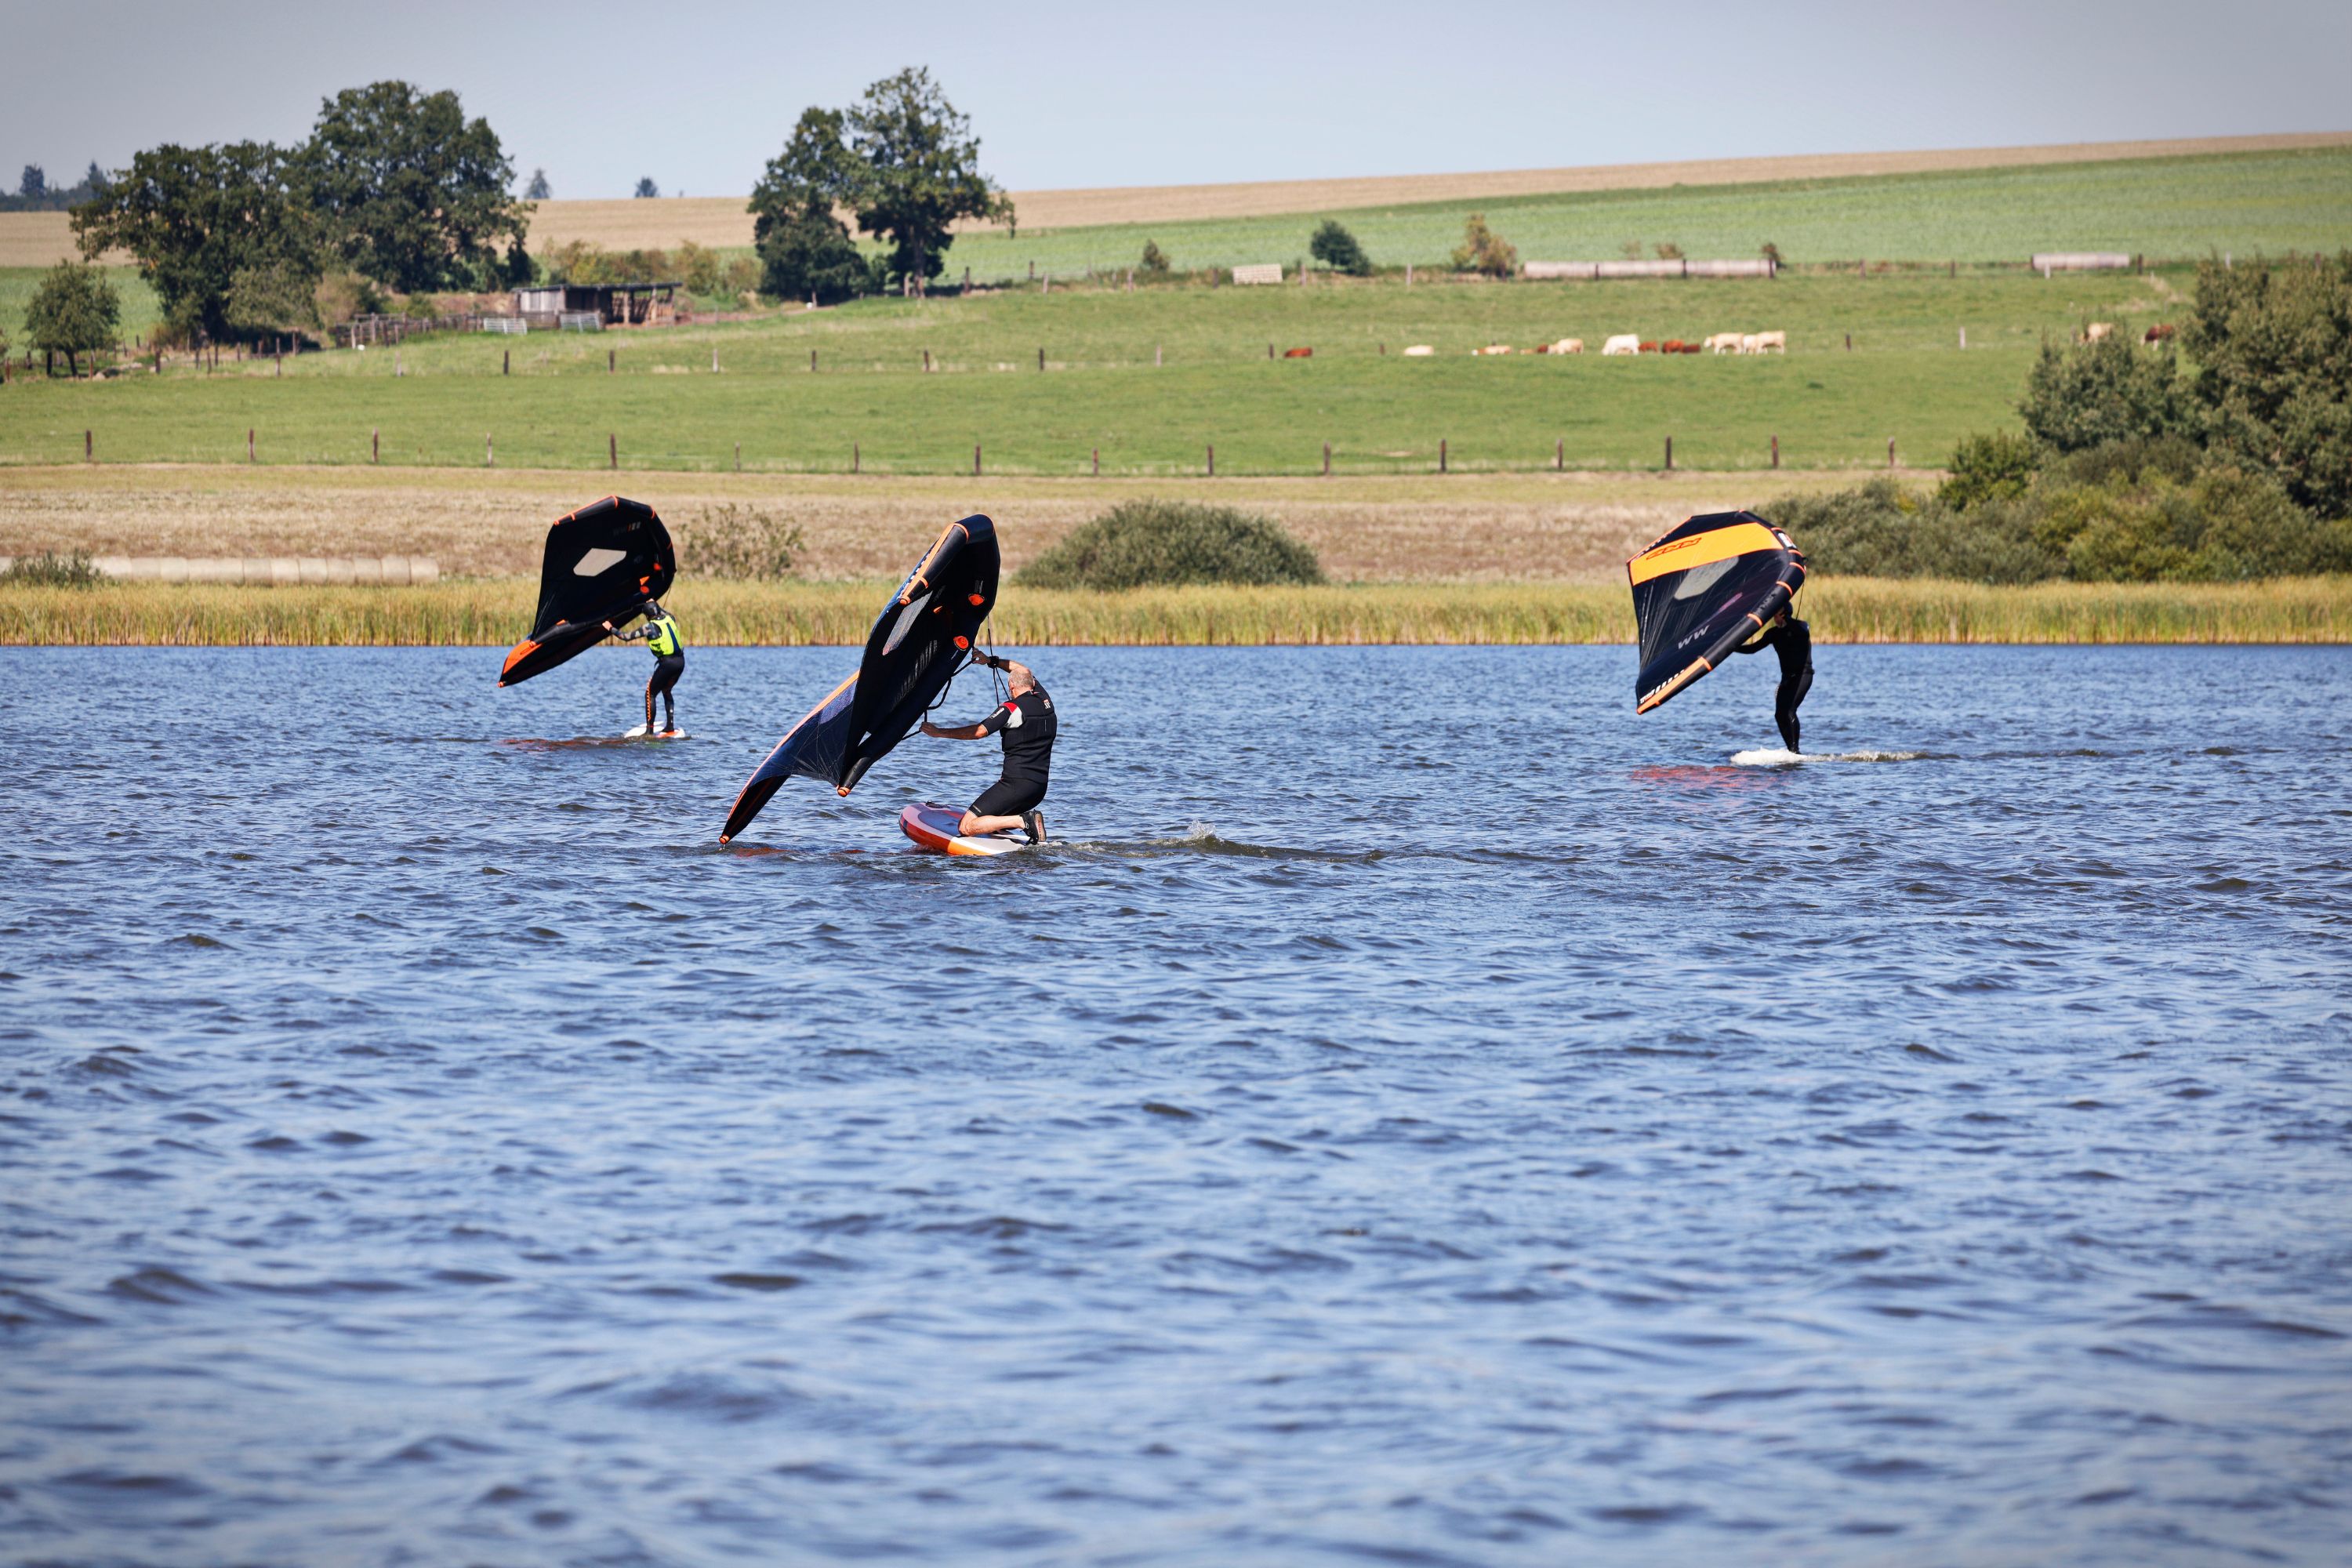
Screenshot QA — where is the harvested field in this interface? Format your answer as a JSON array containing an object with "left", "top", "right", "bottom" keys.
[{"left": 0, "top": 465, "right": 1864, "bottom": 582}]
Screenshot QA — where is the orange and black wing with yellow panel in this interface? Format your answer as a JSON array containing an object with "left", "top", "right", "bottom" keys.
[
  {"left": 498, "top": 496, "right": 677, "bottom": 687},
  {"left": 1627, "top": 510, "right": 1804, "bottom": 713}
]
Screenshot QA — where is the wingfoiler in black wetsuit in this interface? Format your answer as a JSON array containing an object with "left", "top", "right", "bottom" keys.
[
  {"left": 1735, "top": 615, "right": 1813, "bottom": 752},
  {"left": 970, "top": 681, "right": 1057, "bottom": 818},
  {"left": 613, "top": 605, "right": 684, "bottom": 732}
]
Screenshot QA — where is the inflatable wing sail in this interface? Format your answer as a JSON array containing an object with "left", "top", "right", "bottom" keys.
[
  {"left": 1628, "top": 510, "right": 1805, "bottom": 713},
  {"left": 720, "top": 515, "right": 999, "bottom": 843},
  {"left": 499, "top": 496, "right": 676, "bottom": 686}
]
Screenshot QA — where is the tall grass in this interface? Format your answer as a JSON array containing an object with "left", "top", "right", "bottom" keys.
[{"left": 5, "top": 577, "right": 2344, "bottom": 646}]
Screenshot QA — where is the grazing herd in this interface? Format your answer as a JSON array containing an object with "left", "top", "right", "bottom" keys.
[{"left": 1419, "top": 330, "right": 1788, "bottom": 358}]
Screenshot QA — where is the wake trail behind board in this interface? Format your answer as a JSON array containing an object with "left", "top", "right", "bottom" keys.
[{"left": 1731, "top": 748, "right": 1926, "bottom": 765}]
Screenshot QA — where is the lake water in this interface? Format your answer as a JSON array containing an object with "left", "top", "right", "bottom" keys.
[{"left": 3, "top": 644, "right": 2348, "bottom": 1567}]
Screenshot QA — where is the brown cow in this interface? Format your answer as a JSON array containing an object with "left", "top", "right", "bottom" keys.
[
  {"left": 2144, "top": 323, "right": 2176, "bottom": 344},
  {"left": 1283, "top": 347, "right": 1312, "bottom": 358}
]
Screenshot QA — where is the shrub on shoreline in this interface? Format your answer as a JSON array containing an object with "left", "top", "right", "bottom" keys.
[{"left": 1017, "top": 500, "right": 1324, "bottom": 590}]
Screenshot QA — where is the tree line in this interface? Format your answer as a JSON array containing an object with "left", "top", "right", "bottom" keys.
[
  {"left": 20, "top": 65, "right": 1010, "bottom": 366},
  {"left": 1780, "top": 253, "right": 2352, "bottom": 575}
]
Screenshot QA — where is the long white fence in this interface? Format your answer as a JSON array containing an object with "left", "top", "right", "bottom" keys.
[{"left": 3, "top": 556, "right": 446, "bottom": 585}]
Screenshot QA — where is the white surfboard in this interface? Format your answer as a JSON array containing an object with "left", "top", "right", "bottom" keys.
[
  {"left": 898, "top": 801, "right": 1033, "bottom": 857},
  {"left": 623, "top": 725, "right": 688, "bottom": 740}
]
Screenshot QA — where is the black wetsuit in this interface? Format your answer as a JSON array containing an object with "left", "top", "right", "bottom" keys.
[
  {"left": 970, "top": 682, "right": 1057, "bottom": 818},
  {"left": 617, "top": 610, "right": 684, "bottom": 731},
  {"left": 1736, "top": 616, "right": 1813, "bottom": 752}
]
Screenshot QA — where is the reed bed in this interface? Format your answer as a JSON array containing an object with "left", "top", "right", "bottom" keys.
[{"left": 3, "top": 577, "right": 2346, "bottom": 647}]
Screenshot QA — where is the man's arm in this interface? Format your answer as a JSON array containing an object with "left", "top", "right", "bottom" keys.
[
  {"left": 920, "top": 719, "right": 989, "bottom": 739},
  {"left": 603, "top": 619, "right": 647, "bottom": 641},
  {"left": 1731, "top": 624, "right": 1779, "bottom": 655}
]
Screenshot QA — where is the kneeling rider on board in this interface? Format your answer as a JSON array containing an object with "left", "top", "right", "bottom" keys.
[
  {"left": 1733, "top": 604, "right": 1813, "bottom": 753},
  {"left": 604, "top": 599, "right": 685, "bottom": 736},
  {"left": 920, "top": 653, "right": 1056, "bottom": 844}
]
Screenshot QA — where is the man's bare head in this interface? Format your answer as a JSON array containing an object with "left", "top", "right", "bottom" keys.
[{"left": 1004, "top": 660, "right": 1036, "bottom": 695}]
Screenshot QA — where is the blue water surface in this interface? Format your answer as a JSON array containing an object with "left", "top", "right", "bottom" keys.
[{"left": 2, "top": 644, "right": 2348, "bottom": 1567}]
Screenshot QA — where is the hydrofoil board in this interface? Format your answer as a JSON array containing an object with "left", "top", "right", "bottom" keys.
[
  {"left": 624, "top": 725, "right": 688, "bottom": 740},
  {"left": 899, "top": 801, "right": 1032, "bottom": 857}
]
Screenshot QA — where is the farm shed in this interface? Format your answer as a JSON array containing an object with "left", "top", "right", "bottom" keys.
[{"left": 511, "top": 282, "right": 681, "bottom": 328}]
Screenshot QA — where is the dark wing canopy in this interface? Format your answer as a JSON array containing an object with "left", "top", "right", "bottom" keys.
[
  {"left": 498, "top": 496, "right": 676, "bottom": 686},
  {"left": 1627, "top": 510, "right": 1805, "bottom": 713},
  {"left": 719, "top": 515, "right": 999, "bottom": 843}
]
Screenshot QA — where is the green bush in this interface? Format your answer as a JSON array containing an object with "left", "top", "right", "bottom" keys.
[
  {"left": 2, "top": 551, "right": 102, "bottom": 588},
  {"left": 1017, "top": 500, "right": 1324, "bottom": 590},
  {"left": 1770, "top": 478, "right": 2063, "bottom": 584},
  {"left": 1938, "top": 431, "right": 2039, "bottom": 510},
  {"left": 1138, "top": 240, "right": 1171, "bottom": 277},
  {"left": 2018, "top": 334, "right": 2194, "bottom": 453},
  {"left": 1309, "top": 220, "right": 1371, "bottom": 277},
  {"left": 676, "top": 504, "right": 804, "bottom": 579},
  {"left": 1775, "top": 448, "right": 2350, "bottom": 586},
  {"left": 757, "top": 214, "right": 875, "bottom": 305},
  {"left": 1450, "top": 213, "right": 1516, "bottom": 278}
]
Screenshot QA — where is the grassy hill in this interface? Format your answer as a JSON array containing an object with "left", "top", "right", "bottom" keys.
[
  {"left": 2, "top": 267, "right": 2187, "bottom": 476},
  {"left": 950, "top": 146, "right": 2352, "bottom": 281}
]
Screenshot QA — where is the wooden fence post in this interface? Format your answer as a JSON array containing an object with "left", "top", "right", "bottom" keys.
[
  {"left": 1844, "top": 333, "right": 1852, "bottom": 351},
  {"left": 974, "top": 442, "right": 982, "bottom": 477},
  {"left": 923, "top": 348, "right": 931, "bottom": 372},
  {"left": 1323, "top": 441, "right": 1331, "bottom": 477},
  {"left": 1155, "top": 344, "right": 1162, "bottom": 367},
  {"left": 1959, "top": 328, "right": 1966, "bottom": 349},
  {"left": 486, "top": 433, "right": 494, "bottom": 466},
  {"left": 1770, "top": 435, "right": 1779, "bottom": 469},
  {"left": 854, "top": 442, "right": 860, "bottom": 474},
  {"left": 1439, "top": 438, "right": 1448, "bottom": 474},
  {"left": 1888, "top": 437, "right": 1896, "bottom": 470},
  {"left": 1207, "top": 444, "right": 1214, "bottom": 477},
  {"left": 1267, "top": 343, "right": 1274, "bottom": 360},
  {"left": 503, "top": 349, "right": 510, "bottom": 375},
  {"left": 274, "top": 347, "right": 281, "bottom": 376},
  {"left": 609, "top": 433, "right": 617, "bottom": 470},
  {"left": 1555, "top": 437, "right": 1564, "bottom": 471},
  {"left": 85, "top": 430, "right": 93, "bottom": 463},
  {"left": 372, "top": 428, "right": 379, "bottom": 463},
  {"left": 711, "top": 347, "right": 719, "bottom": 372},
  {"left": 810, "top": 349, "right": 817, "bottom": 372},
  {"left": 1037, "top": 347, "right": 1044, "bottom": 372},
  {"left": 248, "top": 428, "right": 255, "bottom": 463},
  {"left": 1092, "top": 447, "right": 1099, "bottom": 477},
  {"left": 1664, "top": 434, "right": 1673, "bottom": 471}
]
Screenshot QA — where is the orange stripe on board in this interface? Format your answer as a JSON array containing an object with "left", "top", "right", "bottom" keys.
[{"left": 1627, "top": 521, "right": 1783, "bottom": 587}]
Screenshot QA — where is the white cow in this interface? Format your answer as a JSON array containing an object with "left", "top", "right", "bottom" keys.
[
  {"left": 1402, "top": 344, "right": 1435, "bottom": 358},
  {"left": 1704, "top": 332, "right": 1745, "bottom": 354},
  {"left": 1602, "top": 334, "right": 1642, "bottom": 356},
  {"left": 1740, "top": 330, "right": 1786, "bottom": 354},
  {"left": 1552, "top": 337, "right": 1584, "bottom": 355},
  {"left": 2084, "top": 321, "right": 2114, "bottom": 343},
  {"left": 1474, "top": 343, "right": 1513, "bottom": 356}
]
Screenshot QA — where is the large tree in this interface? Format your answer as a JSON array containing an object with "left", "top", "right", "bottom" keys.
[
  {"left": 24, "top": 260, "right": 121, "bottom": 375},
  {"left": 299, "top": 80, "right": 528, "bottom": 292},
  {"left": 843, "top": 68, "right": 1009, "bottom": 293},
  {"left": 71, "top": 141, "right": 318, "bottom": 342},
  {"left": 747, "top": 107, "right": 874, "bottom": 304},
  {"left": 2183, "top": 252, "right": 2352, "bottom": 518}
]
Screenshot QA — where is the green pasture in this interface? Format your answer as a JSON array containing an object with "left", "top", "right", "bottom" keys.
[
  {"left": 0, "top": 265, "right": 161, "bottom": 348},
  {"left": 0, "top": 267, "right": 2182, "bottom": 474},
  {"left": 952, "top": 147, "right": 2352, "bottom": 281}
]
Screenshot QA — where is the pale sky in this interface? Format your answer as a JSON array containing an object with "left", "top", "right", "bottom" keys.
[{"left": 6, "top": 0, "right": 2347, "bottom": 199}]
